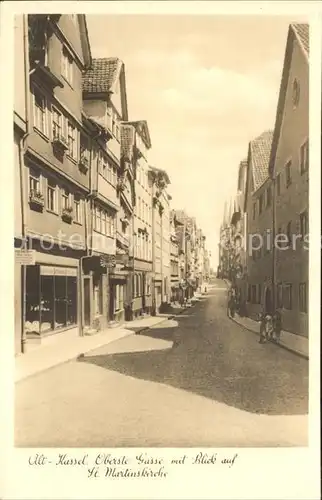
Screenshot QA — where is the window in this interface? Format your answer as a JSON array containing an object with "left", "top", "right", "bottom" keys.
[
  {"left": 33, "top": 89, "right": 47, "bottom": 135},
  {"left": 47, "top": 178, "right": 57, "bottom": 212},
  {"left": 67, "top": 121, "right": 77, "bottom": 159},
  {"left": 276, "top": 173, "right": 281, "bottom": 196},
  {"left": 266, "top": 186, "right": 272, "bottom": 207},
  {"left": 300, "top": 140, "right": 309, "bottom": 174},
  {"left": 300, "top": 210, "right": 308, "bottom": 240},
  {"left": 94, "top": 204, "right": 115, "bottom": 236},
  {"left": 62, "top": 187, "right": 71, "bottom": 210},
  {"left": 292, "top": 79, "right": 300, "bottom": 108},
  {"left": 252, "top": 202, "right": 256, "bottom": 220},
  {"left": 29, "top": 167, "right": 41, "bottom": 194},
  {"left": 251, "top": 285, "right": 257, "bottom": 304},
  {"left": 74, "top": 194, "right": 82, "bottom": 224},
  {"left": 285, "top": 160, "right": 292, "bottom": 187},
  {"left": 101, "top": 210, "right": 107, "bottom": 235},
  {"left": 95, "top": 206, "right": 101, "bottom": 232},
  {"left": 99, "top": 152, "right": 107, "bottom": 178},
  {"left": 299, "top": 283, "right": 307, "bottom": 313},
  {"left": 61, "top": 48, "right": 73, "bottom": 86},
  {"left": 52, "top": 108, "right": 63, "bottom": 140},
  {"left": 80, "top": 135, "right": 90, "bottom": 163},
  {"left": 283, "top": 283, "right": 292, "bottom": 310},
  {"left": 25, "top": 267, "right": 77, "bottom": 335},
  {"left": 286, "top": 221, "right": 292, "bottom": 247},
  {"left": 277, "top": 283, "right": 283, "bottom": 308},
  {"left": 93, "top": 275, "right": 103, "bottom": 316},
  {"left": 115, "top": 284, "right": 124, "bottom": 311}
]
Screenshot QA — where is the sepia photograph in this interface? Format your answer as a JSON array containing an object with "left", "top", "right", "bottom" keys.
[{"left": 13, "top": 11, "right": 311, "bottom": 451}]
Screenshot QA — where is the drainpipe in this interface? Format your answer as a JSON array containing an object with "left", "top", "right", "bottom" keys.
[
  {"left": 19, "top": 14, "right": 34, "bottom": 354},
  {"left": 272, "top": 174, "right": 276, "bottom": 312},
  {"left": 151, "top": 182, "right": 156, "bottom": 315}
]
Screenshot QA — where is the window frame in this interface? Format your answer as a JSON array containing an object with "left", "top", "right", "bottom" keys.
[
  {"left": 52, "top": 106, "right": 64, "bottom": 141},
  {"left": 283, "top": 283, "right": 293, "bottom": 310},
  {"left": 66, "top": 120, "right": 78, "bottom": 161},
  {"left": 33, "top": 87, "right": 48, "bottom": 137},
  {"left": 300, "top": 139, "right": 309, "bottom": 175},
  {"left": 46, "top": 178, "right": 58, "bottom": 213},
  {"left": 300, "top": 210, "right": 308, "bottom": 241},
  {"left": 61, "top": 187, "right": 72, "bottom": 211},
  {"left": 61, "top": 47, "right": 74, "bottom": 87},
  {"left": 73, "top": 193, "right": 82, "bottom": 224},
  {"left": 299, "top": 282, "right": 308, "bottom": 313},
  {"left": 29, "top": 167, "right": 41, "bottom": 195}
]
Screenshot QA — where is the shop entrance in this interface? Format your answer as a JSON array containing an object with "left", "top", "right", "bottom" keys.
[{"left": 83, "top": 277, "right": 91, "bottom": 327}]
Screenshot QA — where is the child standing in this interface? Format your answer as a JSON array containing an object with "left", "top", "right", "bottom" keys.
[{"left": 259, "top": 312, "right": 266, "bottom": 343}]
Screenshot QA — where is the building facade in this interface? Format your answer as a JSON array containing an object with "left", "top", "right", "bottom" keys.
[
  {"left": 169, "top": 211, "right": 181, "bottom": 302},
  {"left": 269, "top": 24, "right": 309, "bottom": 337},
  {"left": 82, "top": 57, "right": 131, "bottom": 328},
  {"left": 244, "top": 130, "right": 274, "bottom": 320},
  {"left": 18, "top": 15, "right": 92, "bottom": 349},
  {"left": 150, "top": 167, "right": 171, "bottom": 313},
  {"left": 230, "top": 159, "right": 248, "bottom": 311},
  {"left": 128, "top": 121, "right": 153, "bottom": 318},
  {"left": 14, "top": 14, "right": 212, "bottom": 355},
  {"left": 14, "top": 15, "right": 29, "bottom": 355}
]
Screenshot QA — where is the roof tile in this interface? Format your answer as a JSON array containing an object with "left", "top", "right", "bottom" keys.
[
  {"left": 250, "top": 130, "right": 273, "bottom": 191},
  {"left": 292, "top": 23, "right": 309, "bottom": 56},
  {"left": 82, "top": 57, "right": 121, "bottom": 93},
  {"left": 120, "top": 123, "right": 135, "bottom": 159}
]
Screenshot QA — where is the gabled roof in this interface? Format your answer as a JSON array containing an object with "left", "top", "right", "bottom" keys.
[
  {"left": 250, "top": 130, "right": 273, "bottom": 191},
  {"left": 127, "top": 120, "right": 152, "bottom": 149},
  {"left": 120, "top": 123, "right": 135, "bottom": 160},
  {"left": 82, "top": 57, "right": 123, "bottom": 93},
  {"left": 243, "top": 130, "right": 273, "bottom": 213},
  {"left": 292, "top": 23, "right": 309, "bottom": 56},
  {"left": 269, "top": 23, "right": 309, "bottom": 176}
]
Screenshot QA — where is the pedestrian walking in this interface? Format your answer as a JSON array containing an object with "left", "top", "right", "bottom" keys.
[{"left": 273, "top": 309, "right": 282, "bottom": 343}]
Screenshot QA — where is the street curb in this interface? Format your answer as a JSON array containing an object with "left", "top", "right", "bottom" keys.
[
  {"left": 134, "top": 305, "right": 193, "bottom": 335},
  {"left": 16, "top": 330, "right": 135, "bottom": 383},
  {"left": 16, "top": 302, "right": 199, "bottom": 382},
  {"left": 223, "top": 279, "right": 308, "bottom": 360},
  {"left": 230, "top": 316, "right": 309, "bottom": 361}
]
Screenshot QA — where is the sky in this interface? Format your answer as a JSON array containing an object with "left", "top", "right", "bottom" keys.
[{"left": 86, "top": 15, "right": 304, "bottom": 269}]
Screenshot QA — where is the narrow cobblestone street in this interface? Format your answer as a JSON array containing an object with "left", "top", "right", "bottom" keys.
[{"left": 15, "top": 280, "right": 308, "bottom": 448}]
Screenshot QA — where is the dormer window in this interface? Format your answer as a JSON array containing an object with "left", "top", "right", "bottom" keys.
[{"left": 61, "top": 47, "right": 73, "bottom": 86}]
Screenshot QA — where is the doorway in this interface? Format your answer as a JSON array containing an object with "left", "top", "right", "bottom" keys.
[{"left": 83, "top": 277, "right": 91, "bottom": 327}]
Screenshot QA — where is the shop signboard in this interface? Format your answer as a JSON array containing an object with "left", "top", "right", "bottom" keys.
[
  {"left": 40, "top": 266, "right": 77, "bottom": 276},
  {"left": 15, "top": 249, "right": 36, "bottom": 265}
]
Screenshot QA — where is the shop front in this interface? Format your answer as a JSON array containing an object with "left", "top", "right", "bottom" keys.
[
  {"left": 109, "top": 268, "right": 128, "bottom": 323},
  {"left": 82, "top": 254, "right": 111, "bottom": 333},
  {"left": 24, "top": 263, "right": 79, "bottom": 340}
]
